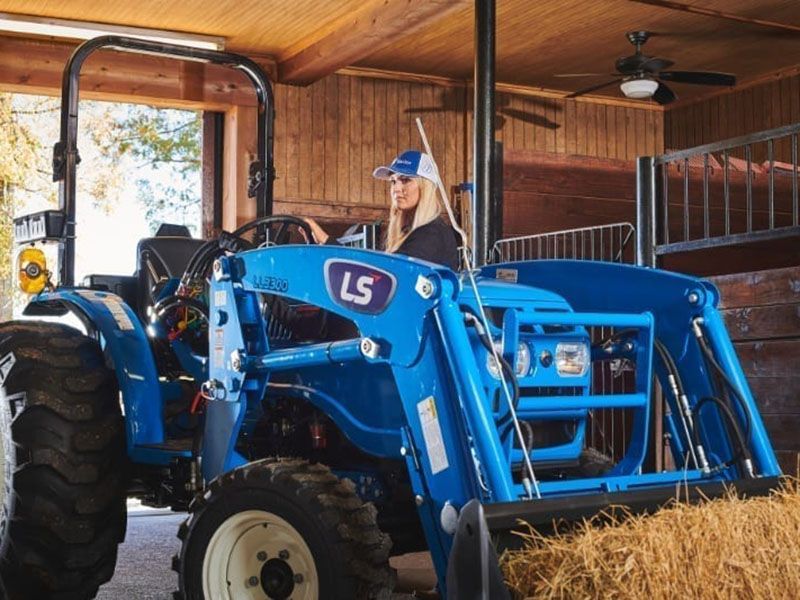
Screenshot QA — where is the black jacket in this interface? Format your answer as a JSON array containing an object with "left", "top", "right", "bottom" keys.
[
  {"left": 271, "top": 218, "right": 460, "bottom": 339},
  {"left": 396, "top": 218, "right": 460, "bottom": 271}
]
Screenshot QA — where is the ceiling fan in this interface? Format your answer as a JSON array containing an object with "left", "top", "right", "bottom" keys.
[
  {"left": 406, "top": 87, "right": 561, "bottom": 130},
  {"left": 556, "top": 30, "right": 736, "bottom": 104}
]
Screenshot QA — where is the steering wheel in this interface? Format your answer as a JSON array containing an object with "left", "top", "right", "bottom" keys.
[{"left": 232, "top": 215, "right": 315, "bottom": 248}]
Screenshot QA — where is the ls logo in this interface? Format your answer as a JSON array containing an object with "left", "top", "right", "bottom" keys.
[
  {"left": 325, "top": 260, "right": 396, "bottom": 314},
  {"left": 340, "top": 271, "right": 374, "bottom": 306}
]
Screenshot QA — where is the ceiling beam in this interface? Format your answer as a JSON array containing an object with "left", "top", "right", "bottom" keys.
[
  {"left": 0, "top": 35, "right": 274, "bottom": 110},
  {"left": 628, "top": 0, "right": 800, "bottom": 34},
  {"left": 278, "top": 0, "right": 470, "bottom": 85}
]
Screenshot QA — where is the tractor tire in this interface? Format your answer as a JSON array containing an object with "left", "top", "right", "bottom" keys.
[
  {"left": 0, "top": 321, "right": 127, "bottom": 599},
  {"left": 174, "top": 458, "right": 395, "bottom": 600}
]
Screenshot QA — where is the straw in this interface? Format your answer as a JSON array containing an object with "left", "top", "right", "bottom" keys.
[{"left": 502, "top": 479, "right": 800, "bottom": 599}]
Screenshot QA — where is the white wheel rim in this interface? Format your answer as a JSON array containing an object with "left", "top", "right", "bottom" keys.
[{"left": 202, "top": 509, "right": 319, "bottom": 600}]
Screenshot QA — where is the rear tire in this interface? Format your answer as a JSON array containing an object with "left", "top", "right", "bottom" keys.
[
  {"left": 0, "top": 321, "right": 127, "bottom": 599},
  {"left": 174, "top": 458, "right": 395, "bottom": 599}
]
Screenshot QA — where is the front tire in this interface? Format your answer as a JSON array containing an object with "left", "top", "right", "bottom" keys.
[
  {"left": 0, "top": 321, "right": 128, "bottom": 599},
  {"left": 175, "top": 458, "right": 395, "bottom": 599}
]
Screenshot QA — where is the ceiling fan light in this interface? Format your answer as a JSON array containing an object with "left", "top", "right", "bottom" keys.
[{"left": 620, "top": 78, "right": 659, "bottom": 99}]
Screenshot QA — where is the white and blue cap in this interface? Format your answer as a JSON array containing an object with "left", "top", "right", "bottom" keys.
[{"left": 373, "top": 150, "right": 438, "bottom": 184}]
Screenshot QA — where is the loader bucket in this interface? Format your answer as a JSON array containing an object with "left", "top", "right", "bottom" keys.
[{"left": 446, "top": 476, "right": 781, "bottom": 599}]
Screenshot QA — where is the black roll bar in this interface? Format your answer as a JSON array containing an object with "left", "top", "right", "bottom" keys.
[{"left": 53, "top": 35, "right": 275, "bottom": 286}]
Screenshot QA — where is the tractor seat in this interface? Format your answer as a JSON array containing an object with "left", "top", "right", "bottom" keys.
[{"left": 135, "top": 224, "right": 205, "bottom": 322}]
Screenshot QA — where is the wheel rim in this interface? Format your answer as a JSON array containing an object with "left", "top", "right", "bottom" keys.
[{"left": 202, "top": 509, "right": 319, "bottom": 600}]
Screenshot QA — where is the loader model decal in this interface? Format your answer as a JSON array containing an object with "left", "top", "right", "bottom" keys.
[{"left": 324, "top": 259, "right": 397, "bottom": 314}]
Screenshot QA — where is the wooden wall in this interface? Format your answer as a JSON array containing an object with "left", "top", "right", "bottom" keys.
[
  {"left": 271, "top": 76, "right": 468, "bottom": 223},
  {"left": 502, "top": 150, "right": 637, "bottom": 237},
  {"left": 712, "top": 266, "right": 800, "bottom": 475},
  {"left": 659, "top": 72, "right": 800, "bottom": 277},
  {"left": 267, "top": 74, "right": 663, "bottom": 227},
  {"left": 666, "top": 73, "right": 800, "bottom": 153}
]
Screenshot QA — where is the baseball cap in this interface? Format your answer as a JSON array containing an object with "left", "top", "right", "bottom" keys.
[{"left": 373, "top": 150, "right": 438, "bottom": 184}]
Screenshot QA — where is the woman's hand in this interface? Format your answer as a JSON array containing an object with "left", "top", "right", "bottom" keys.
[{"left": 303, "top": 217, "right": 329, "bottom": 244}]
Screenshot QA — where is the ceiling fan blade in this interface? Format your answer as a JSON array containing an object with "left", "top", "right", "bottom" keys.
[
  {"left": 566, "top": 78, "right": 623, "bottom": 98},
  {"left": 653, "top": 82, "right": 677, "bottom": 105},
  {"left": 499, "top": 108, "right": 560, "bottom": 130},
  {"left": 640, "top": 56, "right": 675, "bottom": 72},
  {"left": 554, "top": 73, "right": 617, "bottom": 78},
  {"left": 658, "top": 71, "right": 736, "bottom": 86}
]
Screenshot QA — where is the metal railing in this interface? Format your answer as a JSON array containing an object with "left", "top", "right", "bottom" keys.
[
  {"left": 336, "top": 221, "right": 382, "bottom": 250},
  {"left": 489, "top": 222, "right": 637, "bottom": 463},
  {"left": 490, "top": 222, "right": 636, "bottom": 265},
  {"left": 638, "top": 123, "right": 800, "bottom": 263}
]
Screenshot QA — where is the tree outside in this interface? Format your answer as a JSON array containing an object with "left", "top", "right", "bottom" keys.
[{"left": 0, "top": 92, "right": 201, "bottom": 319}]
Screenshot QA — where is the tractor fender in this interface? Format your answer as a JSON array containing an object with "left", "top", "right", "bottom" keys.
[{"left": 24, "top": 289, "right": 165, "bottom": 452}]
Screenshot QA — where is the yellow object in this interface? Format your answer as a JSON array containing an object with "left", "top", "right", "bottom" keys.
[{"left": 17, "top": 247, "right": 48, "bottom": 294}]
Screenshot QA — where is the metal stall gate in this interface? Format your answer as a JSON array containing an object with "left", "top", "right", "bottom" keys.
[
  {"left": 490, "top": 223, "right": 638, "bottom": 464},
  {"left": 637, "top": 123, "right": 800, "bottom": 267},
  {"left": 637, "top": 123, "right": 800, "bottom": 469}
]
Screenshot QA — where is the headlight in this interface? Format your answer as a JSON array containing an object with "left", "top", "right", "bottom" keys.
[
  {"left": 555, "top": 342, "right": 590, "bottom": 376},
  {"left": 486, "top": 341, "right": 531, "bottom": 379}
]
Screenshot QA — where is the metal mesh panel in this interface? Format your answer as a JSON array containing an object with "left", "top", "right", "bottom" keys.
[
  {"left": 490, "top": 222, "right": 636, "bottom": 264},
  {"left": 490, "top": 223, "right": 637, "bottom": 462}
]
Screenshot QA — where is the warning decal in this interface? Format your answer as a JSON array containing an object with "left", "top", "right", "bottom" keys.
[
  {"left": 101, "top": 297, "right": 134, "bottom": 331},
  {"left": 417, "top": 396, "right": 449, "bottom": 475}
]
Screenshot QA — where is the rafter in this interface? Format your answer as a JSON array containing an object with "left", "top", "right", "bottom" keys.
[
  {"left": 0, "top": 35, "right": 274, "bottom": 109},
  {"left": 629, "top": 0, "right": 800, "bottom": 34},
  {"left": 278, "top": 0, "right": 470, "bottom": 86}
]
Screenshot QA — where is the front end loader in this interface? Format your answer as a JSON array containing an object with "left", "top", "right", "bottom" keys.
[{"left": 0, "top": 35, "right": 781, "bottom": 600}]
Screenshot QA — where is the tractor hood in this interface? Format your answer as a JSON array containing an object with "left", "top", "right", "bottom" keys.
[{"left": 457, "top": 275, "right": 573, "bottom": 310}]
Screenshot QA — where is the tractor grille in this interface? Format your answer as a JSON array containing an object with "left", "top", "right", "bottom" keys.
[{"left": 520, "top": 386, "right": 584, "bottom": 397}]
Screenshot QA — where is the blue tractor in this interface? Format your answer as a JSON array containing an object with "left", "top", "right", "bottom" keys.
[{"left": 1, "top": 37, "right": 781, "bottom": 600}]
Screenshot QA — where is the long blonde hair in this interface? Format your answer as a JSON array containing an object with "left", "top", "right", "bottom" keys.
[{"left": 385, "top": 178, "right": 442, "bottom": 252}]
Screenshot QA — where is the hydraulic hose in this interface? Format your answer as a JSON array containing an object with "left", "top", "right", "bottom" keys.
[
  {"left": 694, "top": 396, "right": 752, "bottom": 476},
  {"left": 461, "top": 306, "right": 521, "bottom": 430},
  {"left": 694, "top": 324, "right": 752, "bottom": 439},
  {"left": 653, "top": 338, "right": 703, "bottom": 471},
  {"left": 152, "top": 295, "right": 210, "bottom": 323}
]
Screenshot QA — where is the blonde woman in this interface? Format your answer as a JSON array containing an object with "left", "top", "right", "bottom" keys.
[{"left": 306, "top": 150, "right": 459, "bottom": 270}]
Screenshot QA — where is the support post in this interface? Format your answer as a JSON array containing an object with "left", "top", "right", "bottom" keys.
[
  {"left": 472, "top": 0, "right": 495, "bottom": 266},
  {"left": 636, "top": 156, "right": 657, "bottom": 268}
]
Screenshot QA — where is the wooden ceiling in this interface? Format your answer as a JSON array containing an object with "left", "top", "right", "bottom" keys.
[{"left": 2, "top": 0, "right": 800, "bottom": 104}]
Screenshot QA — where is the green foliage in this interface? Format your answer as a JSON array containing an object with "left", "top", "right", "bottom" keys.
[
  {"left": 0, "top": 94, "right": 59, "bottom": 318},
  {"left": 103, "top": 106, "right": 200, "bottom": 174},
  {"left": 0, "top": 95, "right": 201, "bottom": 316},
  {"left": 98, "top": 105, "right": 201, "bottom": 234}
]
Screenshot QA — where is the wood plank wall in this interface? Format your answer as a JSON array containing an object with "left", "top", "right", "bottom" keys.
[
  {"left": 502, "top": 151, "right": 637, "bottom": 237},
  {"left": 269, "top": 74, "right": 663, "bottom": 226},
  {"left": 666, "top": 74, "right": 800, "bottom": 155},
  {"left": 711, "top": 266, "right": 800, "bottom": 475},
  {"left": 272, "top": 76, "right": 467, "bottom": 223},
  {"left": 660, "top": 73, "right": 800, "bottom": 276}
]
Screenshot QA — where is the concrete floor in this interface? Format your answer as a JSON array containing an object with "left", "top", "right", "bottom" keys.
[{"left": 97, "top": 506, "right": 439, "bottom": 599}]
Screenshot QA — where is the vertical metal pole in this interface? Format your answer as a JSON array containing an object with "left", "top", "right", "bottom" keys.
[
  {"left": 746, "top": 144, "right": 753, "bottom": 232},
  {"left": 472, "top": 0, "right": 495, "bottom": 266},
  {"left": 703, "top": 153, "right": 710, "bottom": 239},
  {"left": 723, "top": 149, "right": 730, "bottom": 235},
  {"left": 793, "top": 135, "right": 798, "bottom": 226},
  {"left": 636, "top": 156, "right": 656, "bottom": 267},
  {"left": 683, "top": 158, "right": 690, "bottom": 242},
  {"left": 492, "top": 140, "right": 504, "bottom": 246},
  {"left": 768, "top": 139, "right": 775, "bottom": 230},
  {"left": 662, "top": 163, "right": 669, "bottom": 245}
]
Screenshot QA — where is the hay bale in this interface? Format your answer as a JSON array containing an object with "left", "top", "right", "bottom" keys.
[{"left": 501, "top": 480, "right": 800, "bottom": 599}]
